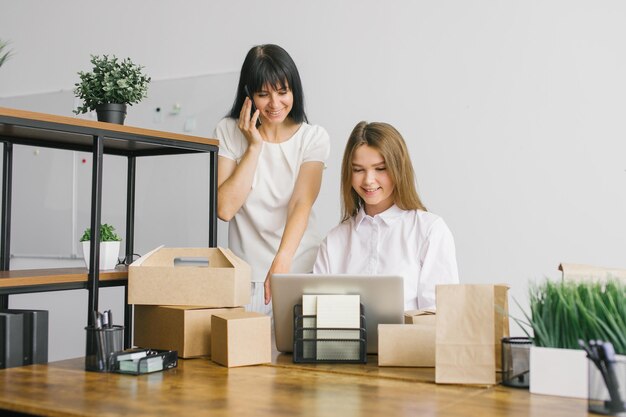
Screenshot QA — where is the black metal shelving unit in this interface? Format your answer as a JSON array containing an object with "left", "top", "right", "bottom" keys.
[{"left": 0, "top": 107, "right": 219, "bottom": 348}]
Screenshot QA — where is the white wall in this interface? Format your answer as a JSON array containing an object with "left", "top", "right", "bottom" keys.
[{"left": 1, "top": 1, "right": 625, "bottom": 360}]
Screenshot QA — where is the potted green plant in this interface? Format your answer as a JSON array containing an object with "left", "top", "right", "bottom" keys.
[
  {"left": 80, "top": 223, "right": 122, "bottom": 271},
  {"left": 516, "top": 279, "right": 626, "bottom": 398},
  {"left": 0, "top": 39, "right": 13, "bottom": 69},
  {"left": 73, "top": 54, "right": 151, "bottom": 124}
]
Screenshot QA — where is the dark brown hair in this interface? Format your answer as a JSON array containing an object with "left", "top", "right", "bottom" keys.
[{"left": 228, "top": 44, "right": 307, "bottom": 123}]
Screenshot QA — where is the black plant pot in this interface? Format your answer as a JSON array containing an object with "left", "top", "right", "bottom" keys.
[{"left": 95, "top": 103, "right": 127, "bottom": 125}]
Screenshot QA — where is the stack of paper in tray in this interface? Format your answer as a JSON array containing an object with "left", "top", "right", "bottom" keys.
[
  {"left": 119, "top": 356, "right": 164, "bottom": 373},
  {"left": 302, "top": 294, "right": 361, "bottom": 361}
]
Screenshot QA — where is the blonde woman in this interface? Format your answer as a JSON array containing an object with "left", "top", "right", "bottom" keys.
[{"left": 314, "top": 121, "right": 458, "bottom": 310}]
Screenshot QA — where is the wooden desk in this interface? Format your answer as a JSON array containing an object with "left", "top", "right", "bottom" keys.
[{"left": 0, "top": 356, "right": 590, "bottom": 417}]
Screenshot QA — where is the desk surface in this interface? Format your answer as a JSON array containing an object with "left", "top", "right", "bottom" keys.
[{"left": 0, "top": 355, "right": 590, "bottom": 417}]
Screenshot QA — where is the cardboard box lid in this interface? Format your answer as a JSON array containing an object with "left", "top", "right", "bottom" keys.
[
  {"left": 404, "top": 308, "right": 436, "bottom": 325},
  {"left": 132, "top": 246, "right": 249, "bottom": 270},
  {"left": 156, "top": 305, "right": 225, "bottom": 311},
  {"left": 128, "top": 246, "right": 251, "bottom": 307},
  {"left": 404, "top": 308, "right": 435, "bottom": 318},
  {"left": 213, "top": 311, "right": 267, "bottom": 321}
]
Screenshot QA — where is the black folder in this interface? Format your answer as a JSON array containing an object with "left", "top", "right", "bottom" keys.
[
  {"left": 0, "top": 312, "right": 24, "bottom": 369},
  {"left": 2, "top": 309, "right": 49, "bottom": 364}
]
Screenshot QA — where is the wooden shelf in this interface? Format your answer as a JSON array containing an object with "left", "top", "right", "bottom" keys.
[
  {"left": 0, "top": 107, "right": 219, "bottom": 156},
  {"left": 0, "top": 266, "right": 127, "bottom": 289}
]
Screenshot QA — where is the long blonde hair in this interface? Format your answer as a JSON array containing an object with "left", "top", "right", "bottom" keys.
[{"left": 340, "top": 121, "right": 426, "bottom": 222}]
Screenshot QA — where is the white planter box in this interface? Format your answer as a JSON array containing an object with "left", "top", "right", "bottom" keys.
[
  {"left": 529, "top": 346, "right": 588, "bottom": 398},
  {"left": 82, "top": 241, "right": 121, "bottom": 271}
]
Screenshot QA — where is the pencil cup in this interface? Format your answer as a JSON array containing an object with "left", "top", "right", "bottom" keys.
[
  {"left": 85, "top": 325, "right": 124, "bottom": 372},
  {"left": 501, "top": 337, "right": 531, "bottom": 388},
  {"left": 588, "top": 357, "right": 626, "bottom": 416}
]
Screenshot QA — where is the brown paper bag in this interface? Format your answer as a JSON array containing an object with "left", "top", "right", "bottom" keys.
[{"left": 435, "top": 284, "right": 509, "bottom": 385}]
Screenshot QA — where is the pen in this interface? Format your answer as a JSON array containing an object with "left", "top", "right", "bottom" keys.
[
  {"left": 597, "top": 341, "right": 625, "bottom": 413},
  {"left": 580, "top": 339, "right": 625, "bottom": 414},
  {"left": 94, "top": 311, "right": 107, "bottom": 371},
  {"left": 92, "top": 310, "right": 100, "bottom": 329},
  {"left": 101, "top": 310, "right": 109, "bottom": 328}
]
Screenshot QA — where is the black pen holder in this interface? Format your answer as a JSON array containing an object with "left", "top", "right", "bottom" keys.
[
  {"left": 85, "top": 325, "right": 124, "bottom": 372},
  {"left": 588, "top": 357, "right": 626, "bottom": 416},
  {"left": 501, "top": 337, "right": 531, "bottom": 388}
]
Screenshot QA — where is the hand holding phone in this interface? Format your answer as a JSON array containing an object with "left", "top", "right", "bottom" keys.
[{"left": 244, "top": 85, "right": 261, "bottom": 127}]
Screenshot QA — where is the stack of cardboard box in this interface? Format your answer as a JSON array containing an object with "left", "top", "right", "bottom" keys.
[{"left": 129, "top": 247, "right": 271, "bottom": 367}]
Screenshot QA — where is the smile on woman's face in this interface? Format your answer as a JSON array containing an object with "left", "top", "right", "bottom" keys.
[
  {"left": 252, "top": 82, "right": 293, "bottom": 125},
  {"left": 351, "top": 145, "right": 395, "bottom": 216}
]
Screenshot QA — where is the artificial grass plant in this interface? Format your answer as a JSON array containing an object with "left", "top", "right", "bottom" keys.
[{"left": 515, "top": 279, "right": 626, "bottom": 354}]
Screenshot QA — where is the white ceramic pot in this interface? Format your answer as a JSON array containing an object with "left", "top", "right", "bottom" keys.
[
  {"left": 82, "top": 240, "right": 121, "bottom": 271},
  {"left": 529, "top": 345, "right": 588, "bottom": 398}
]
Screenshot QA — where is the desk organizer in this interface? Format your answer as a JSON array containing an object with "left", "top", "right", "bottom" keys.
[
  {"left": 293, "top": 304, "right": 366, "bottom": 364},
  {"left": 110, "top": 349, "right": 178, "bottom": 375},
  {"left": 588, "top": 356, "right": 626, "bottom": 416},
  {"left": 85, "top": 325, "right": 124, "bottom": 372}
]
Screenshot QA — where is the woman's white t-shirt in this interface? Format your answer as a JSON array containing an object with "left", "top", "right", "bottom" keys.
[
  {"left": 313, "top": 205, "right": 459, "bottom": 310},
  {"left": 215, "top": 117, "right": 331, "bottom": 283}
]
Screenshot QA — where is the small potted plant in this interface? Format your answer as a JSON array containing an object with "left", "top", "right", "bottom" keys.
[
  {"left": 80, "top": 223, "right": 122, "bottom": 271},
  {"left": 516, "top": 279, "right": 626, "bottom": 398},
  {"left": 73, "top": 54, "right": 151, "bottom": 124}
]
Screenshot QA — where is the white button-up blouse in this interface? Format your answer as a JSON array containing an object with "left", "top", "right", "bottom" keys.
[{"left": 313, "top": 205, "right": 459, "bottom": 310}]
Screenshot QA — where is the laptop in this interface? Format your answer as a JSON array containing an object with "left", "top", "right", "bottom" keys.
[{"left": 271, "top": 274, "right": 405, "bottom": 354}]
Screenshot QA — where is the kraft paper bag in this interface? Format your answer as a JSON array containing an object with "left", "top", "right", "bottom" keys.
[{"left": 435, "top": 284, "right": 509, "bottom": 385}]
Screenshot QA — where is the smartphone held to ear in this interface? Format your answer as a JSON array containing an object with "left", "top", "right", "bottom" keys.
[{"left": 244, "top": 85, "right": 261, "bottom": 127}]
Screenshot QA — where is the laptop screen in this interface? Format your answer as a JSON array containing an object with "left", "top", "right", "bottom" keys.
[{"left": 270, "top": 274, "right": 405, "bottom": 354}]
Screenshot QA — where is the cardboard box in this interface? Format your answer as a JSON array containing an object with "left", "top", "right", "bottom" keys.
[
  {"left": 129, "top": 247, "right": 251, "bottom": 307},
  {"left": 134, "top": 305, "right": 244, "bottom": 358},
  {"left": 211, "top": 311, "right": 271, "bottom": 367},
  {"left": 404, "top": 308, "right": 436, "bottom": 325},
  {"left": 559, "top": 263, "right": 626, "bottom": 282},
  {"left": 378, "top": 323, "right": 436, "bottom": 367}
]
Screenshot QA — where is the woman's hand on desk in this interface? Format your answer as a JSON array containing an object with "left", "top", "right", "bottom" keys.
[{"left": 264, "top": 253, "right": 292, "bottom": 305}]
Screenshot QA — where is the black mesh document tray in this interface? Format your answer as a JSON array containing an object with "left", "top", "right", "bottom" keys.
[{"left": 293, "top": 304, "right": 367, "bottom": 364}]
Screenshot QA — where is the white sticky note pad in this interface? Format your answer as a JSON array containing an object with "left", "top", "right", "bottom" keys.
[
  {"left": 302, "top": 295, "right": 318, "bottom": 316},
  {"left": 315, "top": 295, "right": 361, "bottom": 360},
  {"left": 316, "top": 295, "right": 360, "bottom": 329},
  {"left": 300, "top": 295, "right": 318, "bottom": 359}
]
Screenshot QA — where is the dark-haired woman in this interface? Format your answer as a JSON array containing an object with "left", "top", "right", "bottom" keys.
[{"left": 215, "top": 44, "right": 330, "bottom": 315}]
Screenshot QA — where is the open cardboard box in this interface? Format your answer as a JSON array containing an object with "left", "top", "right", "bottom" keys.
[{"left": 128, "top": 246, "right": 251, "bottom": 307}]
